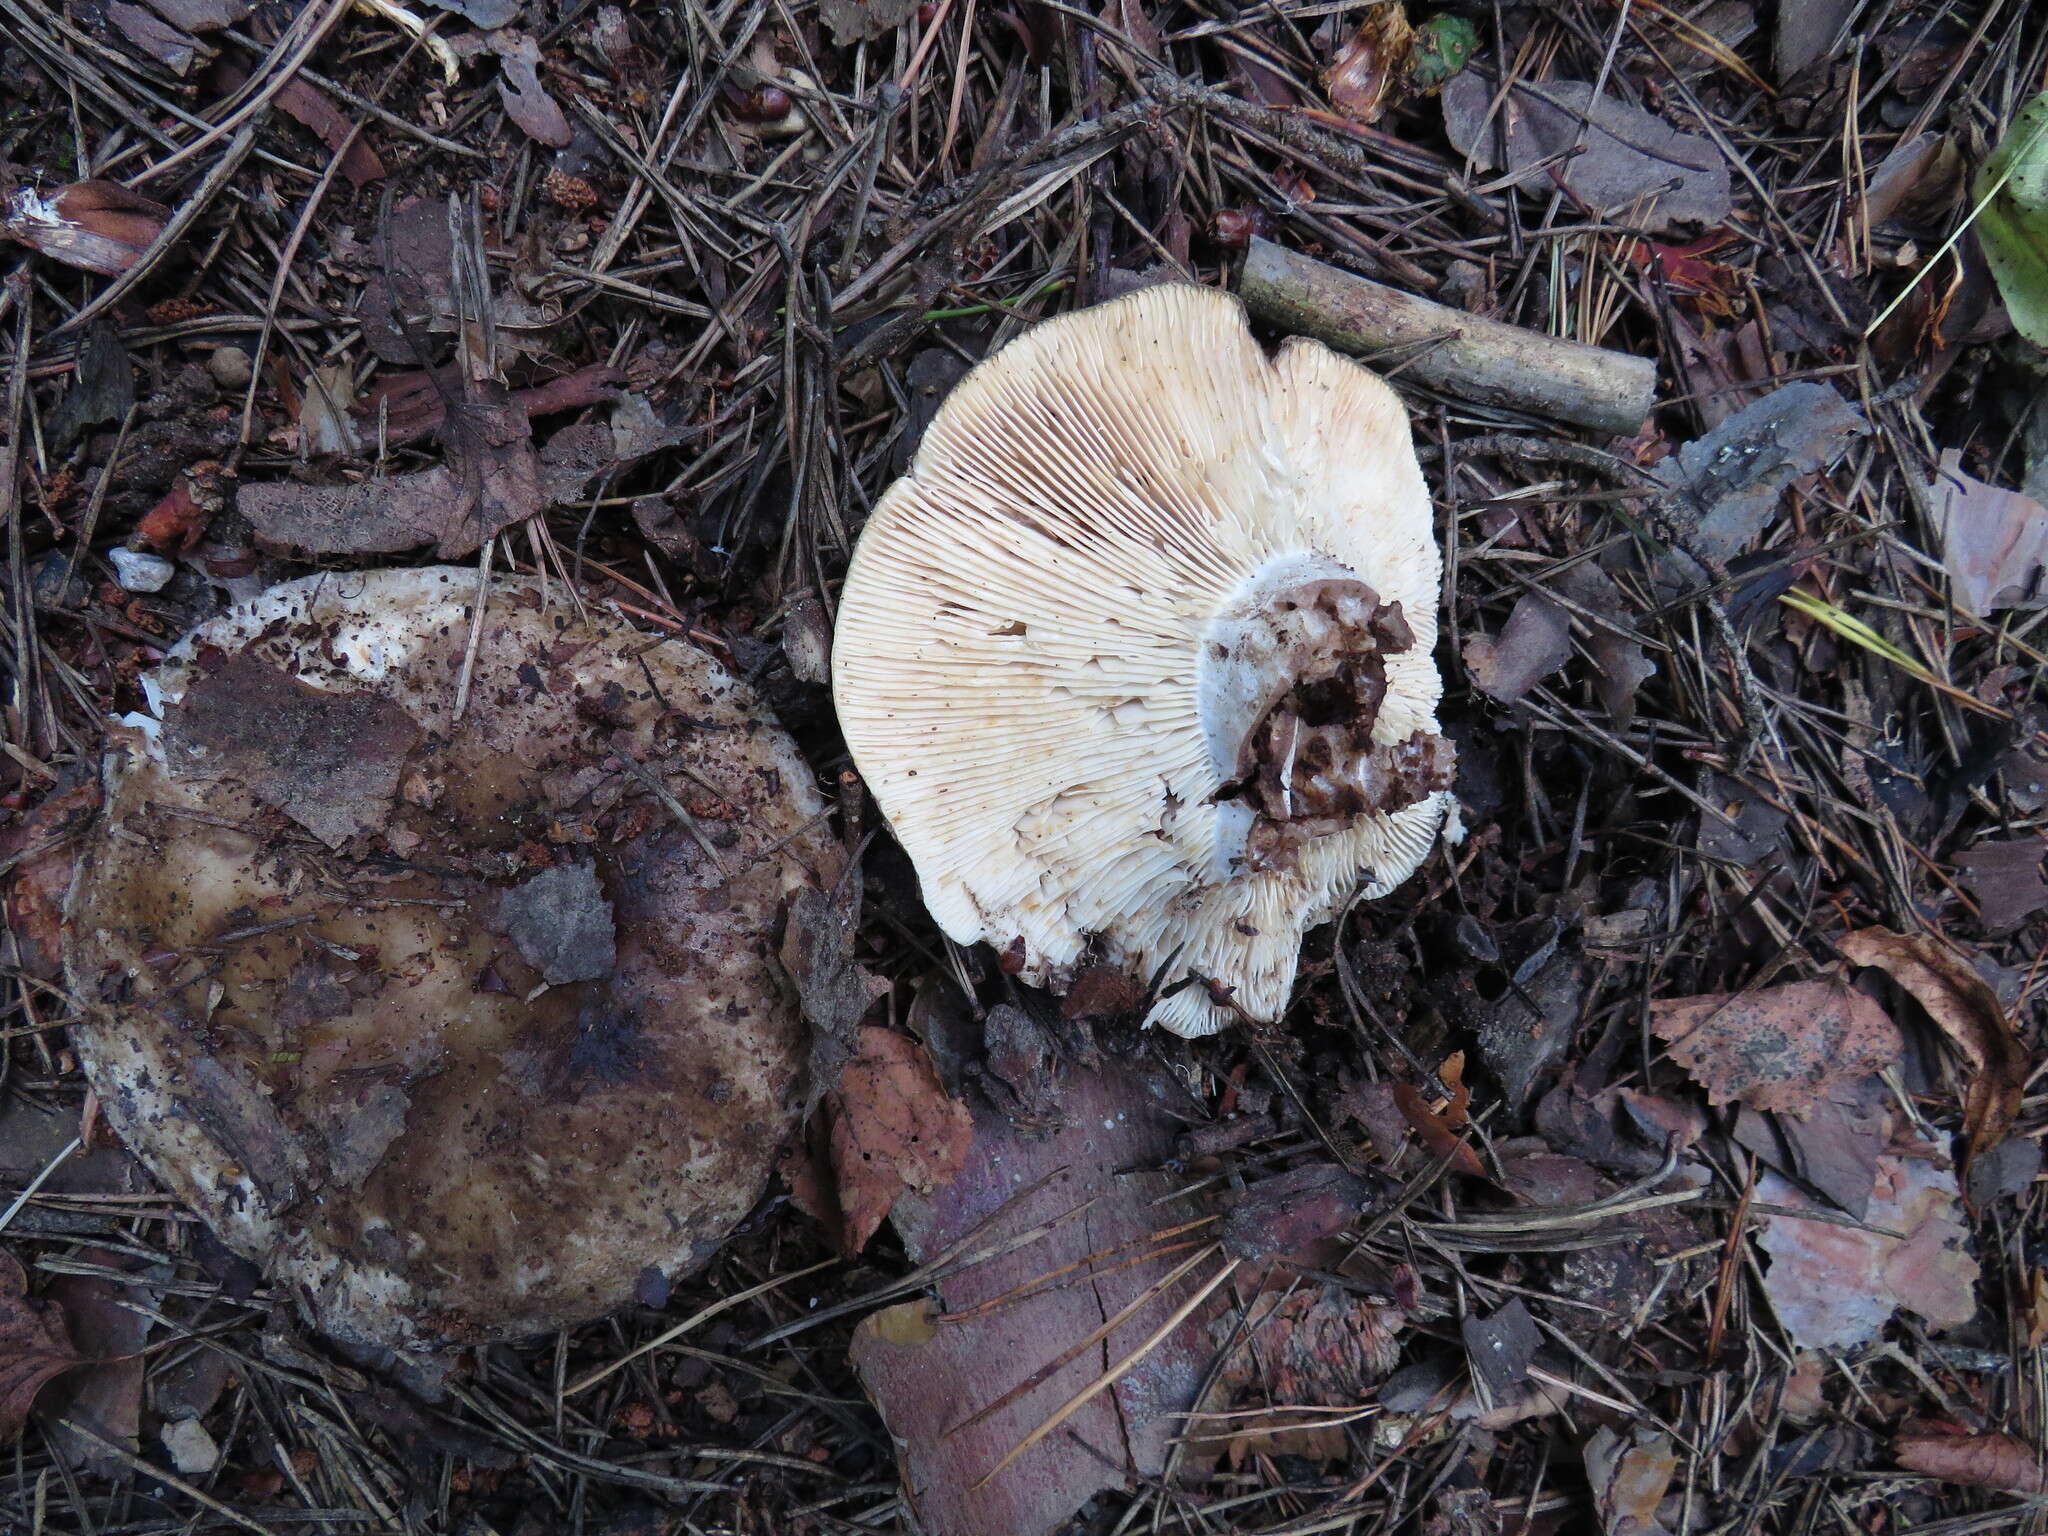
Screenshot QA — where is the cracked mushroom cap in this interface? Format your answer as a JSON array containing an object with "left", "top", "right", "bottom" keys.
[
  {"left": 833, "top": 284, "right": 1453, "bottom": 1037},
  {"left": 65, "top": 568, "right": 837, "bottom": 1352}
]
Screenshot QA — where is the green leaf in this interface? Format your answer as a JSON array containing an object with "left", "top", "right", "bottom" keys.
[
  {"left": 1407, "top": 15, "right": 1477, "bottom": 94},
  {"left": 1975, "top": 90, "right": 2048, "bottom": 348}
]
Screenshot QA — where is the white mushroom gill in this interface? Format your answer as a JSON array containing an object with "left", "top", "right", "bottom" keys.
[{"left": 833, "top": 283, "right": 1454, "bottom": 1036}]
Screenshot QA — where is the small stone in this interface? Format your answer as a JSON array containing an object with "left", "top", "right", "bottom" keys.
[
  {"left": 110, "top": 547, "right": 176, "bottom": 593},
  {"left": 161, "top": 1416, "right": 220, "bottom": 1475},
  {"left": 206, "top": 347, "right": 253, "bottom": 390}
]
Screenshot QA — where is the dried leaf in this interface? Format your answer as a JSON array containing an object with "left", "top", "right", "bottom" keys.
[
  {"left": 162, "top": 652, "right": 423, "bottom": 848},
  {"left": 298, "top": 363, "right": 362, "bottom": 458},
  {"left": 490, "top": 862, "right": 616, "bottom": 985},
  {"left": 1442, "top": 70, "right": 1731, "bottom": 231},
  {"left": 1556, "top": 564, "right": 1655, "bottom": 729},
  {"left": 0, "top": 775, "right": 101, "bottom": 981},
  {"left": 1392, "top": 1055, "right": 1483, "bottom": 1177},
  {"left": 1584, "top": 1426, "right": 1678, "bottom": 1536},
  {"left": 1219, "top": 1163, "right": 1370, "bottom": 1261},
  {"left": 48, "top": 319, "right": 135, "bottom": 450},
  {"left": 274, "top": 80, "right": 385, "bottom": 187},
  {"left": 817, "top": 1027, "right": 972, "bottom": 1253},
  {"left": 1464, "top": 591, "right": 1571, "bottom": 705},
  {"left": 1836, "top": 927, "right": 2029, "bottom": 1172},
  {"left": 857, "top": 1297, "right": 937, "bottom": 1348},
  {"left": 1651, "top": 978, "right": 1903, "bottom": 1115},
  {"left": 493, "top": 32, "right": 573, "bottom": 148},
  {"left": 418, "top": 0, "right": 520, "bottom": 25},
  {"left": 1757, "top": 1155, "right": 1978, "bottom": 1351},
  {"left": 852, "top": 1058, "right": 1215, "bottom": 1536},
  {"left": 1895, "top": 1428, "right": 2047, "bottom": 1493},
  {"left": 137, "top": 0, "right": 246, "bottom": 30},
  {"left": 1954, "top": 836, "right": 2048, "bottom": 930},
  {"left": 135, "top": 478, "right": 212, "bottom": 552},
  {"left": 0, "top": 1252, "right": 82, "bottom": 1442},
  {"left": 1927, "top": 449, "right": 2048, "bottom": 616},
  {"left": 0, "top": 177, "right": 170, "bottom": 276},
  {"left": 38, "top": 1248, "right": 155, "bottom": 1473}
]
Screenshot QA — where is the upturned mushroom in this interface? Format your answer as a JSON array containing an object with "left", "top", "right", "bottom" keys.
[
  {"left": 65, "top": 568, "right": 837, "bottom": 1351},
  {"left": 832, "top": 284, "right": 1454, "bottom": 1037}
]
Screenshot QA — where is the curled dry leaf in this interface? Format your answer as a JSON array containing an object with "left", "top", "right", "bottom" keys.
[
  {"left": 492, "top": 31, "right": 574, "bottom": 148},
  {"left": 0, "top": 1252, "right": 82, "bottom": 1442},
  {"left": 0, "top": 176, "right": 170, "bottom": 276},
  {"left": 1836, "top": 927, "right": 2028, "bottom": 1174},
  {"left": 1894, "top": 1427, "right": 2047, "bottom": 1493},
  {"left": 1650, "top": 977, "right": 1903, "bottom": 1115},
  {"left": 1757, "top": 1156, "right": 1978, "bottom": 1351},
  {"left": 1392, "top": 1052, "right": 1484, "bottom": 1176}
]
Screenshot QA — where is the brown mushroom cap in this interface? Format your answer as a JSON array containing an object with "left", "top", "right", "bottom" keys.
[{"left": 65, "top": 568, "right": 836, "bottom": 1351}]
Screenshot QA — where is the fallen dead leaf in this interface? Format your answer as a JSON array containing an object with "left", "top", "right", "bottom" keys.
[
  {"left": 1584, "top": 1425, "right": 1678, "bottom": 1536},
  {"left": 1442, "top": 69, "right": 1731, "bottom": 230},
  {"left": 1651, "top": 977, "right": 1903, "bottom": 1115},
  {"left": 1837, "top": 927, "right": 2029, "bottom": 1175},
  {"left": 0, "top": 1252, "right": 82, "bottom": 1442},
  {"left": 1757, "top": 1154, "right": 1978, "bottom": 1351},
  {"left": 779, "top": 885, "right": 891, "bottom": 1112},
  {"left": 274, "top": 80, "right": 385, "bottom": 187},
  {"left": 490, "top": 861, "right": 617, "bottom": 985},
  {"left": 1556, "top": 563, "right": 1656, "bottom": 729},
  {"left": 1322, "top": 4, "right": 1413, "bottom": 124},
  {"left": 109, "top": 2, "right": 202, "bottom": 74},
  {"left": 1392, "top": 1053, "right": 1484, "bottom": 1176},
  {"left": 161, "top": 652, "right": 423, "bottom": 848},
  {"left": 0, "top": 775, "right": 101, "bottom": 981},
  {"left": 1461, "top": 1297, "right": 1539, "bottom": 1412},
  {"left": 1464, "top": 590, "right": 1571, "bottom": 705},
  {"left": 802, "top": 1026, "right": 971, "bottom": 1254},
  {"left": 38, "top": 1248, "right": 155, "bottom": 1473},
  {"left": 1929, "top": 448, "right": 2048, "bottom": 617},
  {"left": 1894, "top": 1427, "right": 2047, "bottom": 1493},
  {"left": 1953, "top": 836, "right": 2048, "bottom": 930},
  {"left": 492, "top": 31, "right": 573, "bottom": 148},
  {"left": 819, "top": 0, "right": 918, "bottom": 48},
  {"left": 852, "top": 1057, "right": 1217, "bottom": 1536}
]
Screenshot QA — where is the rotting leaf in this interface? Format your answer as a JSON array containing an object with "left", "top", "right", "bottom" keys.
[
  {"left": 1219, "top": 1163, "right": 1370, "bottom": 1262},
  {"left": 1757, "top": 1155, "right": 1978, "bottom": 1352},
  {"left": 491, "top": 861, "right": 617, "bottom": 985},
  {"left": 0, "top": 775, "right": 101, "bottom": 982},
  {"left": 109, "top": 3, "right": 202, "bottom": 74},
  {"left": 1894, "top": 1427, "right": 2047, "bottom": 1493},
  {"left": 162, "top": 652, "right": 423, "bottom": 849},
  {"left": 48, "top": 319, "right": 135, "bottom": 451},
  {"left": 1651, "top": 978, "right": 1903, "bottom": 1115},
  {"left": 0, "top": 175, "right": 169, "bottom": 276},
  {"left": 1464, "top": 590, "right": 1571, "bottom": 705},
  {"left": 0, "top": 1252, "right": 82, "bottom": 1442},
  {"left": 1322, "top": 3, "right": 1413, "bottom": 125},
  {"left": 492, "top": 31, "right": 574, "bottom": 148},
  {"left": 137, "top": 0, "right": 247, "bottom": 29},
  {"left": 39, "top": 1248, "right": 156, "bottom": 1473},
  {"left": 1442, "top": 69, "right": 1731, "bottom": 230},
  {"left": 1954, "top": 836, "right": 2048, "bottom": 930},
  {"left": 811, "top": 1026, "right": 972, "bottom": 1254},
  {"left": 274, "top": 80, "right": 385, "bottom": 187},
  {"left": 1837, "top": 927, "right": 2028, "bottom": 1174},
  {"left": 1584, "top": 1426, "right": 1678, "bottom": 1536},
  {"left": 1392, "top": 1054, "right": 1484, "bottom": 1177},
  {"left": 1926, "top": 449, "right": 2048, "bottom": 617},
  {"left": 1556, "top": 563, "right": 1655, "bottom": 729},
  {"left": 1730, "top": 1072, "right": 1890, "bottom": 1220}
]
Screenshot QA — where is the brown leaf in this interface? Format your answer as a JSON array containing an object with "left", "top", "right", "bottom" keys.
[
  {"left": 818, "top": 1027, "right": 971, "bottom": 1253},
  {"left": 1836, "top": 927, "right": 2029, "bottom": 1173},
  {"left": 162, "top": 652, "right": 423, "bottom": 848},
  {"left": 818, "top": 0, "right": 918, "bottom": 48},
  {"left": 1650, "top": 977, "right": 1903, "bottom": 1114},
  {"left": 1219, "top": 1163, "right": 1371, "bottom": 1261},
  {"left": 37, "top": 1248, "right": 153, "bottom": 1473},
  {"left": 852, "top": 1057, "right": 1217, "bottom": 1536},
  {"left": 1555, "top": 563, "right": 1656, "bottom": 728},
  {"left": 138, "top": 0, "right": 248, "bottom": 30},
  {"left": 780, "top": 886, "right": 891, "bottom": 1112},
  {"left": 1894, "top": 1429, "right": 2046, "bottom": 1493},
  {"left": 1927, "top": 449, "right": 2048, "bottom": 617},
  {"left": 135, "top": 477, "right": 212, "bottom": 551},
  {"left": 109, "top": 2, "right": 203, "bottom": 74},
  {"left": 1442, "top": 69, "right": 1731, "bottom": 230},
  {"left": 1584, "top": 1426, "right": 1678, "bottom": 1536},
  {"left": 0, "top": 178, "right": 170, "bottom": 276},
  {"left": 1464, "top": 591, "right": 1571, "bottom": 705},
  {"left": 1757, "top": 1155, "right": 1978, "bottom": 1351},
  {"left": 1953, "top": 836, "right": 2048, "bottom": 930},
  {"left": 273, "top": 80, "right": 385, "bottom": 187},
  {"left": 493, "top": 32, "right": 573, "bottom": 148},
  {"left": 0, "top": 1252, "right": 82, "bottom": 1442},
  {"left": 1392, "top": 1055, "right": 1484, "bottom": 1177}
]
